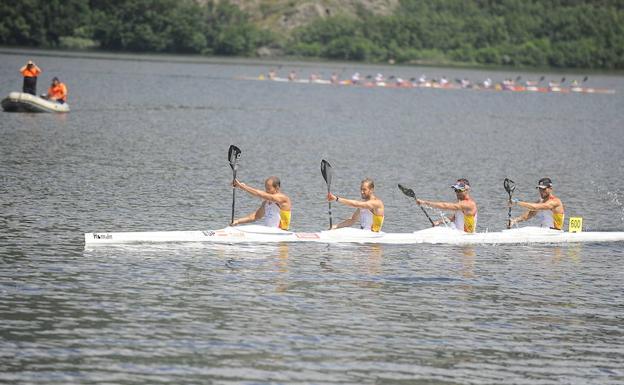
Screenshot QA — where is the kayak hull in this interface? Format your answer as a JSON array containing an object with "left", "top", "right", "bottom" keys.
[
  {"left": 1, "top": 92, "right": 70, "bottom": 113},
  {"left": 84, "top": 225, "right": 624, "bottom": 246}
]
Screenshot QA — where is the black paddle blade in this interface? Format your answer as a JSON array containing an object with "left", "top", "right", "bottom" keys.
[
  {"left": 539, "top": 76, "right": 545, "bottom": 82},
  {"left": 321, "top": 159, "right": 332, "bottom": 186},
  {"left": 583, "top": 75, "right": 588, "bottom": 82},
  {"left": 398, "top": 184, "right": 416, "bottom": 199},
  {"left": 228, "top": 145, "right": 241, "bottom": 170},
  {"left": 503, "top": 178, "right": 516, "bottom": 195}
]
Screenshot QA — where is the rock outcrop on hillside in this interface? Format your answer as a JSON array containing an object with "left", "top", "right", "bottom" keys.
[{"left": 215, "top": 0, "right": 399, "bottom": 32}]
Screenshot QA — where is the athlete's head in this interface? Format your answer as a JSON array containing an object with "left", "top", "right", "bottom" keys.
[
  {"left": 451, "top": 178, "right": 470, "bottom": 198},
  {"left": 360, "top": 178, "right": 375, "bottom": 200},
  {"left": 536, "top": 177, "right": 553, "bottom": 199},
  {"left": 265, "top": 176, "right": 281, "bottom": 193}
]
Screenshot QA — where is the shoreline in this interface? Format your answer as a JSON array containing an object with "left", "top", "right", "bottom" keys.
[{"left": 2, "top": 46, "right": 623, "bottom": 77}]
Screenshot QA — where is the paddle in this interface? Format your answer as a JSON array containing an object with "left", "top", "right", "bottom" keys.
[
  {"left": 321, "top": 160, "right": 333, "bottom": 229},
  {"left": 228, "top": 145, "right": 241, "bottom": 225},
  {"left": 504, "top": 178, "right": 516, "bottom": 229},
  {"left": 398, "top": 184, "right": 435, "bottom": 227}
]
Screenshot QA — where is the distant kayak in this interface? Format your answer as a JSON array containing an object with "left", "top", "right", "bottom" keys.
[
  {"left": 1, "top": 92, "right": 70, "bottom": 113},
  {"left": 237, "top": 76, "right": 616, "bottom": 95}
]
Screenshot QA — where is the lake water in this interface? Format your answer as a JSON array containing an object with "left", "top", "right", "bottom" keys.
[{"left": 1, "top": 49, "right": 623, "bottom": 384}]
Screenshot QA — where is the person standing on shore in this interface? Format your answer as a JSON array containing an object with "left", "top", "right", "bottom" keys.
[{"left": 20, "top": 60, "right": 41, "bottom": 95}]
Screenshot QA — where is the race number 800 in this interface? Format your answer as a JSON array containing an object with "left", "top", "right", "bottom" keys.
[{"left": 569, "top": 217, "right": 583, "bottom": 233}]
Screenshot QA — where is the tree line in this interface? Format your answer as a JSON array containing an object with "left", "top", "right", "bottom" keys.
[
  {"left": 1, "top": 0, "right": 623, "bottom": 69},
  {"left": 0, "top": 0, "right": 272, "bottom": 55},
  {"left": 289, "top": 0, "right": 624, "bottom": 69}
]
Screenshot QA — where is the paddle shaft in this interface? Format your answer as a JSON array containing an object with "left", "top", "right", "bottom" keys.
[
  {"left": 231, "top": 169, "right": 237, "bottom": 225},
  {"left": 416, "top": 200, "right": 435, "bottom": 227},
  {"left": 327, "top": 185, "right": 333, "bottom": 229},
  {"left": 227, "top": 145, "right": 241, "bottom": 226},
  {"left": 321, "top": 160, "right": 333, "bottom": 230},
  {"left": 507, "top": 193, "right": 513, "bottom": 229},
  {"left": 397, "top": 184, "right": 435, "bottom": 227}
]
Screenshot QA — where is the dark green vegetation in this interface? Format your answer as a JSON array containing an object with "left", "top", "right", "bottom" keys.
[
  {"left": 0, "top": 0, "right": 272, "bottom": 55},
  {"left": 1, "top": 0, "right": 623, "bottom": 69},
  {"left": 289, "top": 0, "right": 624, "bottom": 69}
]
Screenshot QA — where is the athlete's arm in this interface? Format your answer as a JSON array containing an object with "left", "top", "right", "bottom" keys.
[
  {"left": 516, "top": 199, "right": 558, "bottom": 211},
  {"left": 416, "top": 199, "right": 462, "bottom": 211},
  {"left": 510, "top": 200, "right": 540, "bottom": 226},
  {"left": 234, "top": 180, "right": 289, "bottom": 206},
  {"left": 232, "top": 203, "right": 265, "bottom": 226},
  {"left": 328, "top": 193, "right": 381, "bottom": 211},
  {"left": 332, "top": 209, "right": 360, "bottom": 230},
  {"left": 510, "top": 210, "right": 537, "bottom": 226}
]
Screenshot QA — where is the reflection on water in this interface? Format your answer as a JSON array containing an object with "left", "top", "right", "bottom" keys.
[
  {"left": 460, "top": 246, "right": 476, "bottom": 278},
  {"left": 364, "top": 244, "right": 383, "bottom": 276},
  {"left": 274, "top": 243, "right": 290, "bottom": 293},
  {"left": 549, "top": 245, "right": 582, "bottom": 263}
]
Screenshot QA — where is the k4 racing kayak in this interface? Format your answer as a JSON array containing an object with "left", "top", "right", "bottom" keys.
[{"left": 84, "top": 225, "right": 624, "bottom": 247}]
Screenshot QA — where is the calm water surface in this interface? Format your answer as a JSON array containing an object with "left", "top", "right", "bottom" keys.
[{"left": 1, "top": 50, "right": 624, "bottom": 384}]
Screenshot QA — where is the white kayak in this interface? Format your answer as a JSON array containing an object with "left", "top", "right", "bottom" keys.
[
  {"left": 1, "top": 92, "right": 70, "bottom": 113},
  {"left": 84, "top": 225, "right": 624, "bottom": 247}
]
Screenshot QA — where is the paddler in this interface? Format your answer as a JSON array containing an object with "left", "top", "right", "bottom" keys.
[
  {"left": 509, "top": 177, "right": 565, "bottom": 230},
  {"left": 45, "top": 77, "right": 68, "bottom": 104},
  {"left": 327, "top": 178, "right": 385, "bottom": 232},
  {"left": 20, "top": 60, "right": 42, "bottom": 95},
  {"left": 231, "top": 176, "right": 292, "bottom": 230},
  {"left": 415, "top": 178, "right": 478, "bottom": 233}
]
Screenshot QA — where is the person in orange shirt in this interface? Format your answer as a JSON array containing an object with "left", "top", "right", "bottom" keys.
[
  {"left": 20, "top": 60, "right": 42, "bottom": 95},
  {"left": 46, "top": 77, "right": 68, "bottom": 104}
]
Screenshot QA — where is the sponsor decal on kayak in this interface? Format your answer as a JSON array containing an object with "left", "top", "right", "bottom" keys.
[
  {"left": 295, "top": 233, "right": 320, "bottom": 239},
  {"left": 93, "top": 233, "right": 113, "bottom": 240},
  {"left": 203, "top": 230, "right": 244, "bottom": 237}
]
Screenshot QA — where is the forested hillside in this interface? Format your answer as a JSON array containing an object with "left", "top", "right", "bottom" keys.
[{"left": 1, "top": 0, "right": 622, "bottom": 69}]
